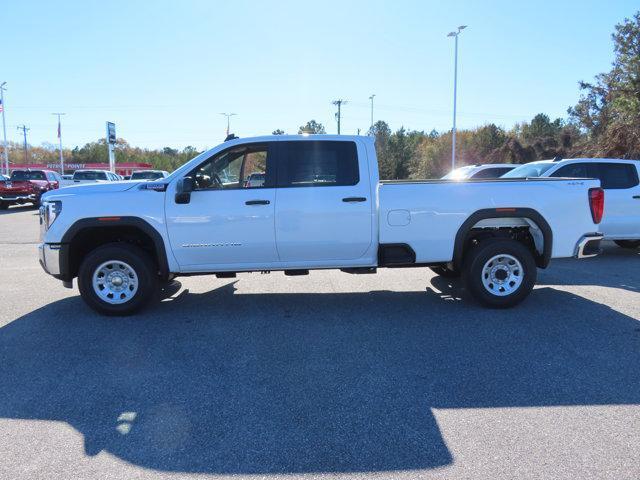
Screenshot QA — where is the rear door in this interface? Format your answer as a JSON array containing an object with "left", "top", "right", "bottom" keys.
[
  {"left": 274, "top": 140, "right": 373, "bottom": 264},
  {"left": 593, "top": 162, "right": 640, "bottom": 238}
]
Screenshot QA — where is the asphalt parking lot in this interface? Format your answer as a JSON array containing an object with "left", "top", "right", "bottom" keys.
[{"left": 1, "top": 205, "right": 639, "bottom": 480}]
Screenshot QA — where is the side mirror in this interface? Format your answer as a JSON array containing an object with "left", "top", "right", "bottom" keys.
[{"left": 175, "top": 176, "right": 194, "bottom": 204}]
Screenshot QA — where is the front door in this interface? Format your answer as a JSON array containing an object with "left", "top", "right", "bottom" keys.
[
  {"left": 274, "top": 139, "right": 374, "bottom": 265},
  {"left": 165, "top": 143, "right": 280, "bottom": 271}
]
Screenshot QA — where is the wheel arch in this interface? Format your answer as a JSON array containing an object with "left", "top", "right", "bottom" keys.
[
  {"left": 452, "top": 208, "right": 553, "bottom": 271},
  {"left": 59, "top": 217, "right": 170, "bottom": 281}
]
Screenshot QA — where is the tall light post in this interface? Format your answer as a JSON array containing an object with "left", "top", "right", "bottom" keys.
[
  {"left": 0, "top": 82, "right": 8, "bottom": 175},
  {"left": 447, "top": 25, "right": 467, "bottom": 171},
  {"left": 52, "top": 113, "right": 66, "bottom": 174},
  {"left": 369, "top": 94, "right": 376, "bottom": 133},
  {"left": 219, "top": 113, "right": 236, "bottom": 136}
]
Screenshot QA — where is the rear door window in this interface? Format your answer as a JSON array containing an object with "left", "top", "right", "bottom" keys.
[
  {"left": 594, "top": 163, "right": 639, "bottom": 189},
  {"left": 550, "top": 163, "right": 591, "bottom": 178},
  {"left": 277, "top": 141, "right": 359, "bottom": 187}
]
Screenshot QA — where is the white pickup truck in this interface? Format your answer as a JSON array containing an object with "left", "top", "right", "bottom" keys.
[
  {"left": 38, "top": 135, "right": 604, "bottom": 315},
  {"left": 503, "top": 158, "right": 640, "bottom": 249}
]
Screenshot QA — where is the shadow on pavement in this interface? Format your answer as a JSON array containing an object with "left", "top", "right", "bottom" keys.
[
  {"left": 538, "top": 242, "right": 640, "bottom": 293},
  {"left": 0, "top": 205, "right": 38, "bottom": 216},
  {"left": 1, "top": 282, "right": 639, "bottom": 474}
]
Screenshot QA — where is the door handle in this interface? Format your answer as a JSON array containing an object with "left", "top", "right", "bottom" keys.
[
  {"left": 633, "top": 195, "right": 640, "bottom": 199},
  {"left": 342, "top": 197, "right": 367, "bottom": 203},
  {"left": 245, "top": 199, "right": 270, "bottom": 205}
]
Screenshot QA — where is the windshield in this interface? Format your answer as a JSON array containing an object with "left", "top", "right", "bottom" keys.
[
  {"left": 73, "top": 171, "right": 107, "bottom": 180},
  {"left": 131, "top": 171, "right": 164, "bottom": 180},
  {"left": 443, "top": 166, "right": 476, "bottom": 180},
  {"left": 10, "top": 170, "right": 46, "bottom": 181},
  {"left": 501, "top": 162, "right": 556, "bottom": 178}
]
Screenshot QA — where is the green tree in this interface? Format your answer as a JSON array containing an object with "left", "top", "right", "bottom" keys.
[
  {"left": 569, "top": 11, "right": 640, "bottom": 157},
  {"left": 520, "top": 114, "right": 563, "bottom": 143},
  {"left": 272, "top": 129, "right": 285, "bottom": 135},
  {"left": 298, "top": 120, "right": 326, "bottom": 134}
]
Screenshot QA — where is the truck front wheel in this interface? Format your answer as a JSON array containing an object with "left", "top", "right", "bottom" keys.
[
  {"left": 463, "top": 239, "right": 536, "bottom": 308},
  {"left": 78, "top": 243, "right": 158, "bottom": 316}
]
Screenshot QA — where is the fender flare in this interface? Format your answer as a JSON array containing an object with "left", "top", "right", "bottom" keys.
[
  {"left": 452, "top": 208, "right": 553, "bottom": 270},
  {"left": 59, "top": 216, "right": 170, "bottom": 279}
]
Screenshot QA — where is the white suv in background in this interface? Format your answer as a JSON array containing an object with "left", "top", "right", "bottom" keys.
[
  {"left": 70, "top": 169, "right": 121, "bottom": 185},
  {"left": 503, "top": 158, "right": 640, "bottom": 249},
  {"left": 443, "top": 164, "right": 516, "bottom": 180}
]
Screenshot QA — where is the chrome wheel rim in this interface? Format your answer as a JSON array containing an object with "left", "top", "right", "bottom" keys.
[
  {"left": 92, "top": 260, "right": 139, "bottom": 304},
  {"left": 481, "top": 254, "right": 523, "bottom": 297}
]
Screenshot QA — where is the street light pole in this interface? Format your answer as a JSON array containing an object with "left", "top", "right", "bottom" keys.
[
  {"left": 52, "top": 113, "right": 66, "bottom": 174},
  {"left": 219, "top": 113, "right": 237, "bottom": 137},
  {"left": 369, "top": 94, "right": 376, "bottom": 133},
  {"left": 447, "top": 25, "right": 467, "bottom": 171},
  {"left": 0, "top": 82, "right": 8, "bottom": 175}
]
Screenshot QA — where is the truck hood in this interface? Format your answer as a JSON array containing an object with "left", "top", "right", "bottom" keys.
[{"left": 42, "top": 181, "right": 141, "bottom": 200}]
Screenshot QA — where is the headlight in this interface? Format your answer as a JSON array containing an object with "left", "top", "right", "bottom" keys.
[{"left": 41, "top": 200, "right": 62, "bottom": 230}]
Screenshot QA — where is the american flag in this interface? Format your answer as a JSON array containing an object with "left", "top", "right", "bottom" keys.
[{"left": 0, "top": 98, "right": 3, "bottom": 113}]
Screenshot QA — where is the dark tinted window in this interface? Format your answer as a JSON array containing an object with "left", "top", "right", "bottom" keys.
[
  {"left": 10, "top": 170, "right": 46, "bottom": 181},
  {"left": 472, "top": 167, "right": 514, "bottom": 179},
  {"left": 595, "top": 163, "right": 639, "bottom": 189},
  {"left": 131, "top": 171, "right": 164, "bottom": 180},
  {"left": 551, "top": 163, "right": 590, "bottom": 178},
  {"left": 73, "top": 171, "right": 108, "bottom": 180},
  {"left": 278, "top": 141, "right": 359, "bottom": 187}
]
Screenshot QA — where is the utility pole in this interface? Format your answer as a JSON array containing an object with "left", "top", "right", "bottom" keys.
[
  {"left": 369, "top": 94, "right": 376, "bottom": 132},
  {"left": 332, "top": 99, "right": 346, "bottom": 135},
  {"left": 219, "top": 113, "right": 236, "bottom": 136},
  {"left": 447, "top": 25, "right": 467, "bottom": 171},
  {"left": 0, "top": 82, "right": 8, "bottom": 175},
  {"left": 16, "top": 125, "right": 30, "bottom": 164},
  {"left": 52, "top": 113, "right": 66, "bottom": 174}
]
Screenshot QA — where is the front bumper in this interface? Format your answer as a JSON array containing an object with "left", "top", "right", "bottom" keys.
[
  {"left": 574, "top": 233, "right": 604, "bottom": 259},
  {"left": 0, "top": 193, "right": 36, "bottom": 203},
  {"left": 38, "top": 242, "right": 62, "bottom": 276}
]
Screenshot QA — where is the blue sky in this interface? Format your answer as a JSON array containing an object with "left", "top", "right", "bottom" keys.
[{"left": 1, "top": 0, "right": 638, "bottom": 150}]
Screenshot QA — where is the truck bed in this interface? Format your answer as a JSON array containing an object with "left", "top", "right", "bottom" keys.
[{"left": 378, "top": 177, "right": 601, "bottom": 263}]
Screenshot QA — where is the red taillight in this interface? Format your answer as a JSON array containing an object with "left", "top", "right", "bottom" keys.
[{"left": 589, "top": 187, "right": 604, "bottom": 224}]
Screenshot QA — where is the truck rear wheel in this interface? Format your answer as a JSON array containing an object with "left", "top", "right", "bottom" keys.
[
  {"left": 463, "top": 239, "right": 536, "bottom": 308},
  {"left": 78, "top": 243, "right": 158, "bottom": 316}
]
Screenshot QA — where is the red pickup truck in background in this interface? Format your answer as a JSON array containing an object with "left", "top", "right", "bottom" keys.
[{"left": 0, "top": 169, "right": 63, "bottom": 209}]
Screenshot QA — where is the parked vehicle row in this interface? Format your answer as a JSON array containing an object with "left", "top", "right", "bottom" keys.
[
  {"left": 38, "top": 135, "right": 605, "bottom": 315},
  {"left": 0, "top": 169, "right": 63, "bottom": 209}
]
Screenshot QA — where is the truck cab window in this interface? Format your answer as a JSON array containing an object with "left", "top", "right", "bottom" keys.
[
  {"left": 191, "top": 145, "right": 270, "bottom": 190},
  {"left": 278, "top": 141, "right": 359, "bottom": 187}
]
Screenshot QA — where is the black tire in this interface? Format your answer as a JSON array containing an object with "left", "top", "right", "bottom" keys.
[
  {"left": 614, "top": 240, "right": 640, "bottom": 249},
  {"left": 429, "top": 265, "right": 461, "bottom": 278},
  {"left": 463, "top": 238, "right": 537, "bottom": 308},
  {"left": 78, "top": 243, "right": 158, "bottom": 316},
  {"left": 0, "top": 202, "right": 8, "bottom": 210}
]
